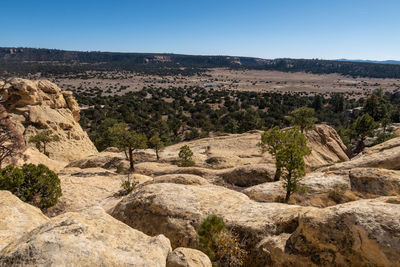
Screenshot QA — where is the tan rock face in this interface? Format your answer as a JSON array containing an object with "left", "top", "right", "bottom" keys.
[
  {"left": 320, "top": 136, "right": 400, "bottom": 171},
  {"left": 1, "top": 78, "right": 98, "bottom": 163},
  {"left": 110, "top": 183, "right": 400, "bottom": 266},
  {"left": 153, "top": 174, "right": 210, "bottom": 186},
  {"left": 243, "top": 172, "right": 351, "bottom": 203},
  {"left": 167, "top": 247, "right": 211, "bottom": 267},
  {"left": 0, "top": 191, "right": 49, "bottom": 251},
  {"left": 47, "top": 167, "right": 152, "bottom": 217},
  {"left": 348, "top": 168, "right": 400, "bottom": 196},
  {"left": 218, "top": 164, "right": 275, "bottom": 187},
  {"left": 305, "top": 124, "right": 349, "bottom": 169},
  {"left": 0, "top": 206, "right": 172, "bottom": 266},
  {"left": 284, "top": 197, "right": 400, "bottom": 266},
  {"left": 150, "top": 124, "right": 348, "bottom": 171},
  {"left": 110, "top": 183, "right": 313, "bottom": 266}
]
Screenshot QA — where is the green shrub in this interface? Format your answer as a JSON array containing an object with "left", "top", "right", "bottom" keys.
[
  {"left": 120, "top": 175, "right": 138, "bottom": 196},
  {"left": 116, "top": 163, "right": 128, "bottom": 174},
  {"left": 0, "top": 164, "right": 62, "bottom": 209},
  {"left": 178, "top": 145, "right": 195, "bottom": 167},
  {"left": 197, "top": 214, "right": 247, "bottom": 266}
]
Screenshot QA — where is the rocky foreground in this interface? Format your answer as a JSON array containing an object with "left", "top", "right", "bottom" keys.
[{"left": 1, "top": 79, "right": 399, "bottom": 266}]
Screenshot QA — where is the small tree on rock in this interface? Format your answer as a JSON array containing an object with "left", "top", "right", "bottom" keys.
[
  {"left": 29, "top": 130, "right": 60, "bottom": 157},
  {"left": 108, "top": 123, "right": 147, "bottom": 171},
  {"left": 276, "top": 127, "right": 311, "bottom": 202},
  {"left": 353, "top": 114, "right": 377, "bottom": 154},
  {"left": 178, "top": 145, "right": 195, "bottom": 167},
  {"left": 149, "top": 134, "right": 164, "bottom": 161},
  {"left": 286, "top": 107, "right": 317, "bottom": 133},
  {"left": 0, "top": 104, "right": 26, "bottom": 168}
]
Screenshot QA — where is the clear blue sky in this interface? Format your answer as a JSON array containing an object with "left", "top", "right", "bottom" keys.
[{"left": 1, "top": 0, "right": 399, "bottom": 60}]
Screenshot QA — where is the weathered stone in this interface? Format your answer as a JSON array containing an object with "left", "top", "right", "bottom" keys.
[
  {"left": 153, "top": 174, "right": 209, "bottom": 186},
  {"left": 0, "top": 191, "right": 49, "bottom": 251},
  {"left": 2, "top": 78, "right": 98, "bottom": 163},
  {"left": 0, "top": 206, "right": 172, "bottom": 266},
  {"left": 167, "top": 247, "right": 211, "bottom": 267}
]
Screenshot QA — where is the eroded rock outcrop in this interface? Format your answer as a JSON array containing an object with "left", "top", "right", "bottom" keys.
[
  {"left": 0, "top": 206, "right": 172, "bottom": 266},
  {"left": 320, "top": 136, "right": 400, "bottom": 171},
  {"left": 48, "top": 167, "right": 152, "bottom": 216},
  {"left": 282, "top": 197, "right": 400, "bottom": 266},
  {"left": 243, "top": 172, "right": 351, "bottom": 204},
  {"left": 1, "top": 78, "right": 97, "bottom": 163},
  {"left": 0, "top": 191, "right": 49, "bottom": 251},
  {"left": 110, "top": 183, "right": 314, "bottom": 266},
  {"left": 110, "top": 183, "right": 400, "bottom": 266}
]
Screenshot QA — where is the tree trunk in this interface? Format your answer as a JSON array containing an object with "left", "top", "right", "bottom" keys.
[
  {"left": 285, "top": 189, "right": 291, "bottom": 203},
  {"left": 43, "top": 142, "right": 46, "bottom": 155},
  {"left": 155, "top": 147, "right": 159, "bottom": 160},
  {"left": 274, "top": 167, "right": 281, "bottom": 181},
  {"left": 128, "top": 148, "right": 134, "bottom": 172}
]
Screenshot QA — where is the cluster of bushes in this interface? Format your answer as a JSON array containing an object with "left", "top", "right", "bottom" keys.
[{"left": 0, "top": 164, "right": 62, "bottom": 210}]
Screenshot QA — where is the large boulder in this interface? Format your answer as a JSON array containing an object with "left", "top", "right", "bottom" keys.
[
  {"left": 0, "top": 191, "right": 49, "bottom": 251},
  {"left": 348, "top": 168, "right": 400, "bottom": 196},
  {"left": 153, "top": 174, "right": 209, "bottom": 186},
  {"left": 110, "top": 183, "right": 313, "bottom": 266},
  {"left": 320, "top": 136, "right": 400, "bottom": 171},
  {"left": 281, "top": 197, "right": 400, "bottom": 266},
  {"left": 305, "top": 124, "right": 349, "bottom": 169},
  {"left": 1, "top": 78, "right": 98, "bottom": 163},
  {"left": 167, "top": 247, "right": 211, "bottom": 267},
  {"left": 242, "top": 172, "right": 352, "bottom": 206},
  {"left": 218, "top": 164, "right": 275, "bottom": 187},
  {"left": 0, "top": 206, "right": 172, "bottom": 266}
]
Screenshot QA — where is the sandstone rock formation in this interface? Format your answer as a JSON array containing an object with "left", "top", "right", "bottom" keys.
[
  {"left": 48, "top": 167, "right": 152, "bottom": 216},
  {"left": 153, "top": 174, "right": 210, "bottom": 186},
  {"left": 1, "top": 78, "right": 97, "bottom": 163},
  {"left": 0, "top": 191, "right": 49, "bottom": 251},
  {"left": 110, "top": 183, "right": 313, "bottom": 266},
  {"left": 348, "top": 168, "right": 400, "bottom": 196},
  {"left": 167, "top": 247, "right": 212, "bottom": 267},
  {"left": 305, "top": 124, "right": 349, "bottom": 169},
  {"left": 110, "top": 183, "right": 400, "bottom": 266},
  {"left": 320, "top": 136, "right": 400, "bottom": 171},
  {"left": 218, "top": 164, "right": 276, "bottom": 187},
  {"left": 243, "top": 172, "right": 351, "bottom": 203},
  {"left": 0, "top": 206, "right": 172, "bottom": 266},
  {"left": 281, "top": 197, "right": 400, "bottom": 266}
]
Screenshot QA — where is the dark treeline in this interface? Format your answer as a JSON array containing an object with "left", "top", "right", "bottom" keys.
[
  {"left": 76, "top": 86, "right": 400, "bottom": 152},
  {"left": 2, "top": 47, "right": 400, "bottom": 78}
]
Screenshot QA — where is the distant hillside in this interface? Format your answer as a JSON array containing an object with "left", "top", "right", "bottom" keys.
[
  {"left": 2, "top": 47, "right": 400, "bottom": 78},
  {"left": 337, "top": 58, "right": 400, "bottom": 65}
]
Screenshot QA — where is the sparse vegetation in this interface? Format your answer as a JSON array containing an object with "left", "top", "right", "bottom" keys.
[
  {"left": 28, "top": 130, "right": 60, "bottom": 157},
  {"left": 0, "top": 164, "right": 62, "bottom": 210},
  {"left": 197, "top": 214, "right": 247, "bottom": 267}
]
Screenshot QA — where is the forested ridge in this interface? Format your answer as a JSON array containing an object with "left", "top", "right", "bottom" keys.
[{"left": 2, "top": 47, "right": 400, "bottom": 78}]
